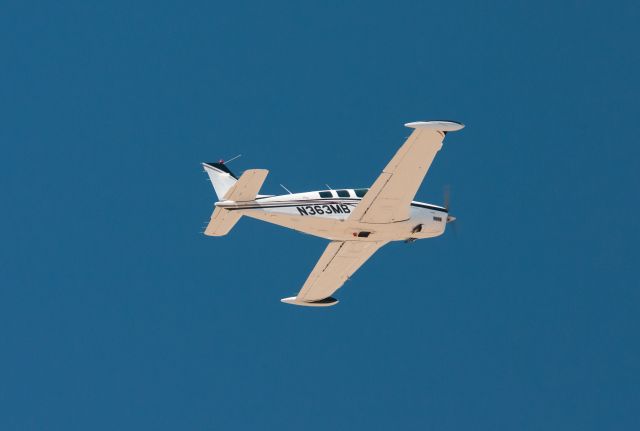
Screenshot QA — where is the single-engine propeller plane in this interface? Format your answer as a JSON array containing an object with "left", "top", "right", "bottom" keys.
[{"left": 202, "top": 121, "right": 464, "bottom": 307}]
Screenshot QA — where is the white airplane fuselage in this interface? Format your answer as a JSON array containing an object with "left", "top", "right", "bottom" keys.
[{"left": 215, "top": 189, "right": 449, "bottom": 242}]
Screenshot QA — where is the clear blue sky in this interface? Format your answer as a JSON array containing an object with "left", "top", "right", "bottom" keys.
[{"left": 1, "top": 1, "right": 639, "bottom": 430}]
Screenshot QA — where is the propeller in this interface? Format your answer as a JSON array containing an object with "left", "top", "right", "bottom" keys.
[{"left": 444, "top": 185, "right": 458, "bottom": 235}]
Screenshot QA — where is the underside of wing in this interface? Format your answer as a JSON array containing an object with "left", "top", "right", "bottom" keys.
[
  {"left": 349, "top": 121, "right": 464, "bottom": 224},
  {"left": 282, "top": 240, "right": 387, "bottom": 306}
]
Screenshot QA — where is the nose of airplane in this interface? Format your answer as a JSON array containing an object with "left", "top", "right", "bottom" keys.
[{"left": 447, "top": 215, "right": 456, "bottom": 223}]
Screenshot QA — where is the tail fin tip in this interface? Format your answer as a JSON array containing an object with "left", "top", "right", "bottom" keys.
[{"left": 203, "top": 162, "right": 239, "bottom": 200}]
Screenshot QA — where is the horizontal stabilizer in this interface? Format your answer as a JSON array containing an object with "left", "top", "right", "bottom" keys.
[
  {"left": 204, "top": 207, "right": 242, "bottom": 236},
  {"left": 223, "top": 169, "right": 269, "bottom": 201}
]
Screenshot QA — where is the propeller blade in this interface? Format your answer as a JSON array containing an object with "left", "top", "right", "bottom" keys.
[
  {"left": 444, "top": 186, "right": 458, "bottom": 237},
  {"left": 444, "top": 184, "right": 451, "bottom": 211}
]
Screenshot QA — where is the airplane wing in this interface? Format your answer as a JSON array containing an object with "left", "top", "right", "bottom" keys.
[
  {"left": 349, "top": 121, "right": 464, "bottom": 224},
  {"left": 281, "top": 240, "right": 387, "bottom": 306}
]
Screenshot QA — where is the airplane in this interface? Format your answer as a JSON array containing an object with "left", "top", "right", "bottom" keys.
[{"left": 201, "top": 120, "right": 464, "bottom": 307}]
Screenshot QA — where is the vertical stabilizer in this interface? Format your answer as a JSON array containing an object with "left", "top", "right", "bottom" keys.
[{"left": 203, "top": 162, "right": 238, "bottom": 200}]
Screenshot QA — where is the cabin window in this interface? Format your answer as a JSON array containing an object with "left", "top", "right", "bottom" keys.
[
  {"left": 319, "top": 191, "right": 333, "bottom": 198},
  {"left": 433, "top": 216, "right": 442, "bottom": 222},
  {"left": 337, "top": 190, "right": 350, "bottom": 198},
  {"left": 355, "top": 188, "right": 368, "bottom": 197}
]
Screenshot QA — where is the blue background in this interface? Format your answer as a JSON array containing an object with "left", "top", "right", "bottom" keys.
[{"left": 2, "top": 1, "right": 639, "bottom": 429}]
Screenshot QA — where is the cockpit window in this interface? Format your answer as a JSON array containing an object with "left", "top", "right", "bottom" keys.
[
  {"left": 319, "top": 191, "right": 333, "bottom": 198},
  {"left": 336, "top": 190, "right": 350, "bottom": 198},
  {"left": 355, "top": 188, "right": 368, "bottom": 197}
]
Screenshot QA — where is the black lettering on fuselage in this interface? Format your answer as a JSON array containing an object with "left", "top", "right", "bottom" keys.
[
  {"left": 329, "top": 204, "right": 343, "bottom": 213},
  {"left": 295, "top": 203, "right": 350, "bottom": 216}
]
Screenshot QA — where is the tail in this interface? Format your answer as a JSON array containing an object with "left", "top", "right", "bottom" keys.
[
  {"left": 202, "top": 162, "right": 269, "bottom": 236},
  {"left": 203, "top": 162, "right": 239, "bottom": 200}
]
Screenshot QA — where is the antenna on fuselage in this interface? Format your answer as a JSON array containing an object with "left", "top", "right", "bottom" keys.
[
  {"left": 280, "top": 184, "right": 293, "bottom": 194},
  {"left": 325, "top": 184, "right": 333, "bottom": 190},
  {"left": 224, "top": 154, "right": 242, "bottom": 164}
]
